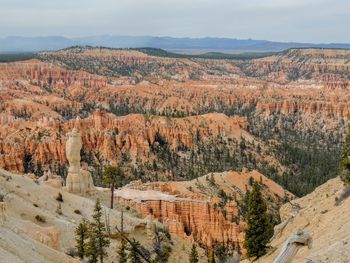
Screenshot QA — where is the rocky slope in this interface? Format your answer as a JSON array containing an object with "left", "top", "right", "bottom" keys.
[
  {"left": 245, "top": 177, "right": 350, "bottom": 263},
  {"left": 0, "top": 169, "right": 201, "bottom": 263},
  {"left": 114, "top": 169, "right": 292, "bottom": 252}
]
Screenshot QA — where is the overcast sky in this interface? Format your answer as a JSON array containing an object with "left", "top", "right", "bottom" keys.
[{"left": 1, "top": 0, "right": 349, "bottom": 43}]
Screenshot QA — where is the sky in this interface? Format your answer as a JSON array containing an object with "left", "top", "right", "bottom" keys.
[{"left": 1, "top": 0, "right": 349, "bottom": 43}]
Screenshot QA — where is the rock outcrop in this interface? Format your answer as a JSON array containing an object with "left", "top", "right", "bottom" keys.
[
  {"left": 272, "top": 230, "right": 312, "bottom": 263},
  {"left": 0, "top": 110, "right": 256, "bottom": 176},
  {"left": 65, "top": 128, "right": 94, "bottom": 194},
  {"left": 115, "top": 170, "right": 291, "bottom": 250},
  {"left": 1, "top": 49, "right": 349, "bottom": 177},
  {"left": 248, "top": 177, "right": 350, "bottom": 263}
]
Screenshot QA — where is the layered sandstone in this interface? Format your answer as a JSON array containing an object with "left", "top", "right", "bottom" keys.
[
  {"left": 0, "top": 110, "right": 249, "bottom": 173},
  {"left": 115, "top": 169, "right": 292, "bottom": 249},
  {"left": 1, "top": 52, "right": 349, "bottom": 120},
  {"left": 0, "top": 47, "right": 349, "bottom": 177},
  {"left": 65, "top": 128, "right": 95, "bottom": 194},
  {"left": 0, "top": 49, "right": 349, "bottom": 184}
]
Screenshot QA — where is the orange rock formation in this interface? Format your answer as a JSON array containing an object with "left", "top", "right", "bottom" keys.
[
  {"left": 115, "top": 169, "right": 291, "bottom": 250},
  {"left": 0, "top": 111, "right": 248, "bottom": 172}
]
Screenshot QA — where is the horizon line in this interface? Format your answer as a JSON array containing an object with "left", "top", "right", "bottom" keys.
[{"left": 1, "top": 35, "right": 350, "bottom": 45}]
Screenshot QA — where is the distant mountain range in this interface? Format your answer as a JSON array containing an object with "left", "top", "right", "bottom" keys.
[{"left": 1, "top": 35, "right": 350, "bottom": 53}]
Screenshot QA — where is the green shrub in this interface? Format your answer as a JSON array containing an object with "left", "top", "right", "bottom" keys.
[
  {"left": 56, "top": 192, "right": 63, "bottom": 202},
  {"left": 74, "top": 209, "right": 81, "bottom": 215},
  {"left": 35, "top": 215, "right": 46, "bottom": 223}
]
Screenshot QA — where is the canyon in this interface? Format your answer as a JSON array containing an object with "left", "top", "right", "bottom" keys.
[
  {"left": 1, "top": 47, "right": 349, "bottom": 195},
  {"left": 115, "top": 169, "right": 292, "bottom": 251},
  {"left": 0, "top": 46, "right": 350, "bottom": 262}
]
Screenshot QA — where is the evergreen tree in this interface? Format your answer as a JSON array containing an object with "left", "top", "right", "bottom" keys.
[
  {"left": 117, "top": 208, "right": 128, "bottom": 263},
  {"left": 103, "top": 165, "right": 125, "bottom": 209},
  {"left": 214, "top": 245, "right": 228, "bottom": 263},
  {"left": 244, "top": 181, "right": 273, "bottom": 258},
  {"left": 90, "top": 199, "right": 110, "bottom": 263},
  {"left": 152, "top": 227, "right": 172, "bottom": 263},
  {"left": 85, "top": 224, "right": 99, "bottom": 263},
  {"left": 117, "top": 238, "right": 128, "bottom": 263},
  {"left": 128, "top": 239, "right": 143, "bottom": 263},
  {"left": 207, "top": 250, "right": 216, "bottom": 263},
  {"left": 75, "top": 218, "right": 89, "bottom": 259},
  {"left": 189, "top": 244, "right": 199, "bottom": 263},
  {"left": 340, "top": 117, "right": 350, "bottom": 185}
]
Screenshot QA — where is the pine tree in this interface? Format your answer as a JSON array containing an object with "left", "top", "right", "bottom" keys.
[
  {"left": 90, "top": 199, "right": 110, "bottom": 263},
  {"left": 103, "top": 165, "right": 125, "bottom": 209},
  {"left": 189, "top": 244, "right": 199, "bottom": 263},
  {"left": 340, "top": 117, "right": 350, "bottom": 185},
  {"left": 117, "top": 238, "right": 128, "bottom": 263},
  {"left": 214, "top": 245, "right": 227, "bottom": 263},
  {"left": 207, "top": 250, "right": 216, "bottom": 263},
  {"left": 244, "top": 181, "right": 273, "bottom": 258},
  {"left": 85, "top": 224, "right": 99, "bottom": 263},
  {"left": 117, "top": 208, "right": 128, "bottom": 263},
  {"left": 152, "top": 227, "right": 172, "bottom": 263},
  {"left": 75, "top": 218, "right": 89, "bottom": 259},
  {"left": 128, "top": 239, "right": 143, "bottom": 263}
]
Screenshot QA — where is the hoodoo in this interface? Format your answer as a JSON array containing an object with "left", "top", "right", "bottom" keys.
[{"left": 65, "top": 128, "right": 95, "bottom": 194}]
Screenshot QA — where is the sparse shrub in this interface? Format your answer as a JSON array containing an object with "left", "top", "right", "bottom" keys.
[
  {"left": 215, "top": 245, "right": 230, "bottom": 263},
  {"left": 189, "top": 243, "right": 199, "bottom": 263},
  {"left": 35, "top": 214, "right": 46, "bottom": 223},
  {"left": 74, "top": 209, "right": 81, "bottom": 215},
  {"left": 208, "top": 173, "right": 216, "bottom": 187},
  {"left": 221, "top": 209, "right": 227, "bottom": 220},
  {"left": 248, "top": 176, "right": 254, "bottom": 186},
  {"left": 0, "top": 193, "right": 5, "bottom": 202},
  {"left": 231, "top": 214, "right": 238, "bottom": 224},
  {"left": 33, "top": 203, "right": 39, "bottom": 207},
  {"left": 335, "top": 186, "right": 350, "bottom": 206},
  {"left": 56, "top": 203, "right": 63, "bottom": 215},
  {"left": 340, "top": 117, "right": 350, "bottom": 185},
  {"left": 65, "top": 247, "right": 77, "bottom": 257},
  {"left": 56, "top": 192, "right": 63, "bottom": 202}
]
